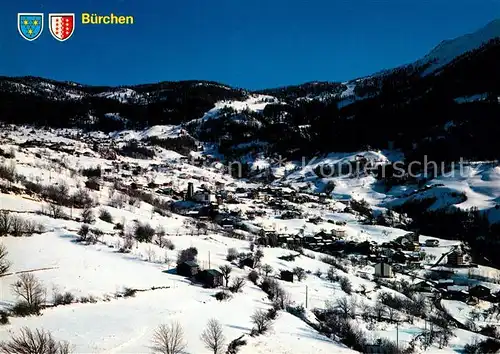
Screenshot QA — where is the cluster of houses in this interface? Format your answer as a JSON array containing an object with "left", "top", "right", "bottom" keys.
[
  {"left": 367, "top": 234, "right": 473, "bottom": 280},
  {"left": 176, "top": 260, "right": 224, "bottom": 288},
  {"left": 256, "top": 228, "right": 347, "bottom": 250},
  {"left": 411, "top": 278, "right": 497, "bottom": 304}
]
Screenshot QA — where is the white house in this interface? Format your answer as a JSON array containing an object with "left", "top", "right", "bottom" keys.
[
  {"left": 374, "top": 262, "right": 393, "bottom": 278},
  {"left": 193, "top": 190, "right": 216, "bottom": 204}
]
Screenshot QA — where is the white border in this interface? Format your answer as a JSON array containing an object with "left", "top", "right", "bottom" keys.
[
  {"left": 48, "top": 13, "right": 75, "bottom": 42},
  {"left": 17, "top": 13, "right": 44, "bottom": 41}
]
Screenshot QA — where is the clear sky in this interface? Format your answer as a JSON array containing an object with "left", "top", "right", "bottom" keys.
[{"left": 1, "top": 0, "right": 499, "bottom": 89}]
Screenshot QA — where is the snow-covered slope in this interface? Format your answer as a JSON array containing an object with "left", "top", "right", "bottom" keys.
[
  {"left": 0, "top": 126, "right": 499, "bottom": 353},
  {"left": 418, "top": 19, "right": 500, "bottom": 73}
]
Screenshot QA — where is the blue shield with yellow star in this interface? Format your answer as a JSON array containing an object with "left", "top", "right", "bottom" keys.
[{"left": 18, "top": 13, "right": 44, "bottom": 41}]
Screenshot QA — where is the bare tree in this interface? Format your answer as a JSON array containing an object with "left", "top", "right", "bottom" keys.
[
  {"left": 226, "top": 248, "right": 238, "bottom": 262},
  {"left": 120, "top": 232, "right": 134, "bottom": 253},
  {"left": 11, "top": 273, "right": 45, "bottom": 310},
  {"left": 0, "top": 244, "right": 10, "bottom": 276},
  {"left": 229, "top": 277, "right": 246, "bottom": 293},
  {"left": 251, "top": 309, "right": 272, "bottom": 334},
  {"left": 273, "top": 286, "right": 291, "bottom": 310},
  {"left": 326, "top": 266, "right": 337, "bottom": 282},
  {"left": 292, "top": 267, "right": 306, "bottom": 281},
  {"left": 81, "top": 207, "right": 94, "bottom": 224},
  {"left": 156, "top": 231, "right": 166, "bottom": 248},
  {"left": 253, "top": 249, "right": 264, "bottom": 267},
  {"left": 151, "top": 322, "right": 186, "bottom": 354},
  {"left": 373, "top": 302, "right": 386, "bottom": 322},
  {"left": 359, "top": 300, "right": 372, "bottom": 321},
  {"left": 0, "top": 327, "right": 72, "bottom": 354},
  {"left": 145, "top": 246, "right": 157, "bottom": 262},
  {"left": 336, "top": 296, "right": 353, "bottom": 318},
  {"left": 339, "top": 277, "right": 352, "bottom": 294},
  {"left": 10, "top": 216, "right": 26, "bottom": 237},
  {"left": 0, "top": 211, "right": 11, "bottom": 236},
  {"left": 219, "top": 265, "right": 232, "bottom": 287},
  {"left": 261, "top": 264, "right": 273, "bottom": 277},
  {"left": 77, "top": 224, "right": 90, "bottom": 242},
  {"left": 48, "top": 203, "right": 66, "bottom": 219},
  {"left": 387, "top": 306, "right": 398, "bottom": 323},
  {"left": 200, "top": 318, "right": 225, "bottom": 354}
]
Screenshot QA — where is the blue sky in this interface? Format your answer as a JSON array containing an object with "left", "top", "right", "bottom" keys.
[{"left": 0, "top": 0, "right": 499, "bottom": 89}]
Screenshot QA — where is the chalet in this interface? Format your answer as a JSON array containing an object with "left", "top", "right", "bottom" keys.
[
  {"left": 303, "top": 235, "right": 317, "bottom": 245},
  {"left": 425, "top": 239, "right": 440, "bottom": 247},
  {"left": 443, "top": 285, "right": 469, "bottom": 301},
  {"left": 365, "top": 344, "right": 386, "bottom": 354},
  {"left": 407, "top": 261, "right": 423, "bottom": 270},
  {"left": 130, "top": 182, "right": 143, "bottom": 190},
  {"left": 281, "top": 270, "right": 294, "bottom": 282},
  {"left": 278, "top": 235, "right": 288, "bottom": 244},
  {"left": 404, "top": 242, "right": 421, "bottom": 252},
  {"left": 390, "top": 251, "right": 408, "bottom": 264},
  {"left": 469, "top": 285, "right": 491, "bottom": 300},
  {"left": 466, "top": 296, "right": 479, "bottom": 306},
  {"left": 197, "top": 269, "right": 223, "bottom": 288},
  {"left": 447, "top": 250, "right": 465, "bottom": 266},
  {"left": 157, "top": 188, "right": 174, "bottom": 196},
  {"left": 85, "top": 178, "right": 101, "bottom": 191},
  {"left": 248, "top": 190, "right": 260, "bottom": 199},
  {"left": 313, "top": 236, "right": 323, "bottom": 244},
  {"left": 403, "top": 232, "right": 420, "bottom": 243},
  {"left": 436, "top": 279, "right": 454, "bottom": 288},
  {"left": 314, "top": 231, "right": 328, "bottom": 239},
  {"left": 392, "top": 264, "right": 403, "bottom": 272},
  {"left": 186, "top": 210, "right": 200, "bottom": 217},
  {"left": 368, "top": 254, "right": 387, "bottom": 263},
  {"left": 309, "top": 217, "right": 323, "bottom": 224},
  {"left": 148, "top": 181, "right": 159, "bottom": 189},
  {"left": 176, "top": 261, "right": 199, "bottom": 277},
  {"left": 380, "top": 248, "right": 395, "bottom": 258},
  {"left": 221, "top": 219, "right": 234, "bottom": 230},
  {"left": 374, "top": 262, "right": 394, "bottom": 278},
  {"left": 412, "top": 280, "right": 434, "bottom": 293}
]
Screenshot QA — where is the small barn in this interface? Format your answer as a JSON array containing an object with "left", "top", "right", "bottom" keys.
[
  {"left": 469, "top": 285, "right": 491, "bottom": 299},
  {"left": 281, "top": 270, "right": 294, "bottom": 282},
  {"left": 176, "top": 261, "right": 199, "bottom": 277},
  {"left": 425, "top": 239, "right": 440, "bottom": 247},
  {"left": 197, "top": 269, "right": 223, "bottom": 288},
  {"left": 239, "top": 257, "right": 254, "bottom": 269},
  {"left": 374, "top": 262, "right": 394, "bottom": 278}
]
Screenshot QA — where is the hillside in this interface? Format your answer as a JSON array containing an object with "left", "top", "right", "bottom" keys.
[
  {"left": 1, "top": 18, "right": 500, "bottom": 354},
  {"left": 2, "top": 20, "right": 500, "bottom": 164},
  {"left": 1, "top": 126, "right": 500, "bottom": 353}
]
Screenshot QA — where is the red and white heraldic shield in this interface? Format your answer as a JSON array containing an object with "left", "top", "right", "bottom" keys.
[{"left": 49, "top": 13, "right": 75, "bottom": 41}]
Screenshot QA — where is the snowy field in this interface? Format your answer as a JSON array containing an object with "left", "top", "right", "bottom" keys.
[{"left": 0, "top": 125, "right": 499, "bottom": 353}]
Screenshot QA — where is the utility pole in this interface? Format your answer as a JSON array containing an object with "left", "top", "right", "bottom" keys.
[
  {"left": 396, "top": 321, "right": 399, "bottom": 352},
  {"left": 424, "top": 319, "right": 427, "bottom": 347},
  {"left": 305, "top": 285, "right": 308, "bottom": 308},
  {"left": 208, "top": 251, "right": 211, "bottom": 269}
]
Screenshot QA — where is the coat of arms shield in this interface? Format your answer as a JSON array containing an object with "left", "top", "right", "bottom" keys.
[
  {"left": 49, "top": 13, "right": 75, "bottom": 41},
  {"left": 18, "top": 13, "right": 44, "bottom": 41}
]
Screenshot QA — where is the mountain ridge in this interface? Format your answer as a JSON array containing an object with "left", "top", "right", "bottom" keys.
[
  {"left": 1, "top": 19, "right": 500, "bottom": 164},
  {"left": 2, "top": 17, "right": 500, "bottom": 103}
]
